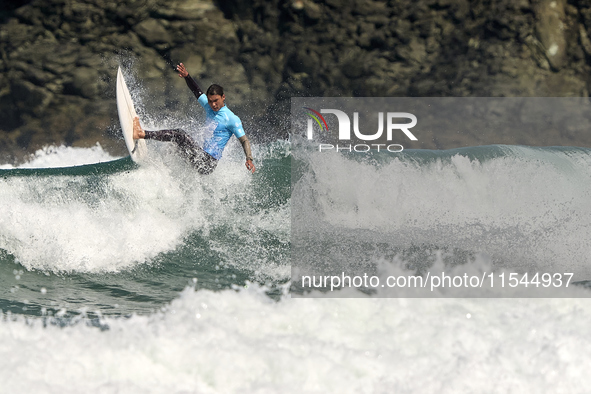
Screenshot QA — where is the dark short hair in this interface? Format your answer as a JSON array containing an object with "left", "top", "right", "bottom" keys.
[{"left": 206, "top": 84, "right": 224, "bottom": 96}]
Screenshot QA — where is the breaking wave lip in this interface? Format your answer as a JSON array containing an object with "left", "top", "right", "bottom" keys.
[{"left": 0, "top": 144, "right": 121, "bottom": 169}]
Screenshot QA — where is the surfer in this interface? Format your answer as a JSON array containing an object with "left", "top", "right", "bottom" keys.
[{"left": 132, "top": 63, "right": 255, "bottom": 175}]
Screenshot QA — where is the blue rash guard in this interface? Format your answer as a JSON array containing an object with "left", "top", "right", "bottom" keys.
[{"left": 197, "top": 94, "right": 245, "bottom": 160}]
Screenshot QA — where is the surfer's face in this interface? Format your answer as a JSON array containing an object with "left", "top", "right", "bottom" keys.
[{"left": 207, "top": 94, "right": 225, "bottom": 111}]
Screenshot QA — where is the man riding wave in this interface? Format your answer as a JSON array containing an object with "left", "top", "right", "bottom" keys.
[{"left": 133, "top": 63, "right": 255, "bottom": 174}]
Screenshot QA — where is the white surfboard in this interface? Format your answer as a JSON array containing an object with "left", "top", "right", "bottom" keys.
[{"left": 116, "top": 67, "right": 147, "bottom": 162}]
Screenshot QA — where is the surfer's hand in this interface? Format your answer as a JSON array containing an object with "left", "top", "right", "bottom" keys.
[
  {"left": 246, "top": 159, "right": 255, "bottom": 174},
  {"left": 176, "top": 63, "right": 189, "bottom": 78}
]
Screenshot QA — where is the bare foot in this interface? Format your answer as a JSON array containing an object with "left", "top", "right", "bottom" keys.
[{"left": 133, "top": 116, "right": 145, "bottom": 139}]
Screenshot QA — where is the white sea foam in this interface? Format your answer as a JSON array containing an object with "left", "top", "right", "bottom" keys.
[{"left": 1, "top": 284, "right": 591, "bottom": 393}]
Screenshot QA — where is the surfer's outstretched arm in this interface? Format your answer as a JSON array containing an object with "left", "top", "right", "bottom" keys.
[
  {"left": 239, "top": 135, "right": 256, "bottom": 173},
  {"left": 176, "top": 63, "right": 203, "bottom": 99}
]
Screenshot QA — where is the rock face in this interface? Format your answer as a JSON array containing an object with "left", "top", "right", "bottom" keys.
[
  {"left": 536, "top": 0, "right": 568, "bottom": 70},
  {"left": 1, "top": 0, "right": 591, "bottom": 162}
]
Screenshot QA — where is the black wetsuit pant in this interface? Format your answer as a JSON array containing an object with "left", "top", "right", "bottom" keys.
[{"left": 144, "top": 129, "right": 218, "bottom": 175}]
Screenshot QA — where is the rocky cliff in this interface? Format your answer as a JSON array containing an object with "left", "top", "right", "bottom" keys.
[{"left": 1, "top": 0, "right": 591, "bottom": 162}]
